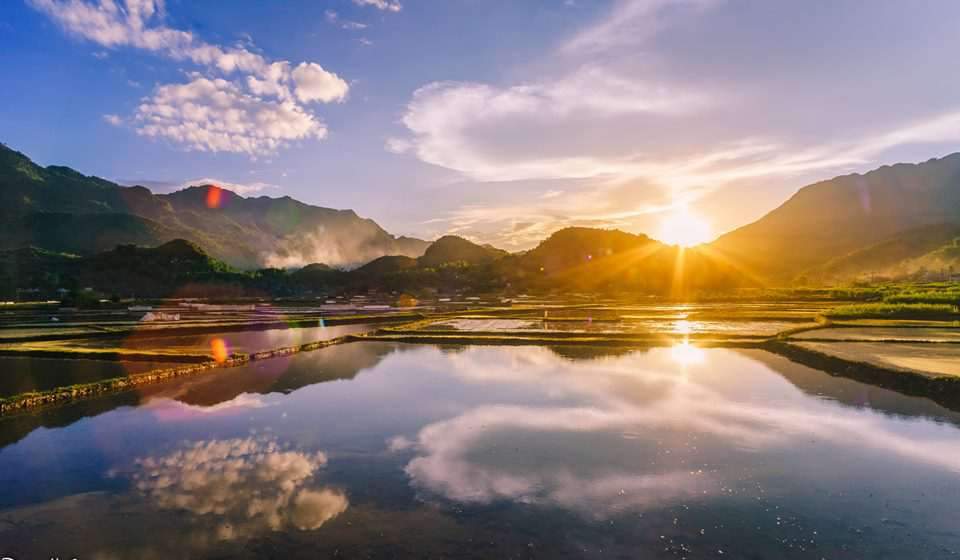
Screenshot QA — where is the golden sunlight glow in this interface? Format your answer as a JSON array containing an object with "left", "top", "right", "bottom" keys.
[
  {"left": 670, "top": 341, "right": 705, "bottom": 366},
  {"left": 657, "top": 208, "right": 712, "bottom": 247}
]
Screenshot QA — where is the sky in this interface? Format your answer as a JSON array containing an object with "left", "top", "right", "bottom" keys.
[{"left": 4, "top": 0, "right": 960, "bottom": 249}]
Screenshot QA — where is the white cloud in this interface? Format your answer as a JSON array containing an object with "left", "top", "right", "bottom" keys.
[
  {"left": 135, "top": 75, "right": 327, "bottom": 155},
  {"left": 103, "top": 113, "right": 123, "bottom": 126},
  {"left": 397, "top": 69, "right": 710, "bottom": 183},
  {"left": 385, "top": 137, "right": 412, "bottom": 154},
  {"left": 292, "top": 62, "right": 349, "bottom": 104},
  {"left": 29, "top": 0, "right": 349, "bottom": 156},
  {"left": 326, "top": 9, "right": 368, "bottom": 30},
  {"left": 353, "top": 0, "right": 402, "bottom": 12},
  {"left": 390, "top": 0, "right": 960, "bottom": 245},
  {"left": 29, "top": 0, "right": 269, "bottom": 74},
  {"left": 563, "top": 0, "right": 717, "bottom": 55}
]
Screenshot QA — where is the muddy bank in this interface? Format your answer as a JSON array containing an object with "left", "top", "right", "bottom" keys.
[{"left": 765, "top": 340, "right": 960, "bottom": 411}]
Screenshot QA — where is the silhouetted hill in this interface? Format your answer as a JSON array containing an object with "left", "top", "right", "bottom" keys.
[
  {"left": 1, "top": 227, "right": 752, "bottom": 299},
  {"left": 711, "top": 153, "right": 960, "bottom": 282},
  {"left": 0, "top": 143, "right": 428, "bottom": 269},
  {"left": 353, "top": 255, "right": 419, "bottom": 276},
  {"left": 0, "top": 246, "right": 80, "bottom": 298},
  {"left": 520, "top": 227, "right": 656, "bottom": 272},
  {"left": 496, "top": 227, "right": 746, "bottom": 294},
  {"left": 418, "top": 235, "right": 507, "bottom": 267},
  {"left": 289, "top": 263, "right": 344, "bottom": 293},
  {"left": 0, "top": 239, "right": 244, "bottom": 299}
]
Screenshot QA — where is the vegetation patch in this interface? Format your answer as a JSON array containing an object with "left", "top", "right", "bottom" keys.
[
  {"left": 820, "top": 303, "right": 957, "bottom": 320},
  {"left": 883, "top": 291, "right": 960, "bottom": 305}
]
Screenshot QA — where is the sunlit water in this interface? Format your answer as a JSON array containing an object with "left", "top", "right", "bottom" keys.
[{"left": 1, "top": 343, "right": 959, "bottom": 558}]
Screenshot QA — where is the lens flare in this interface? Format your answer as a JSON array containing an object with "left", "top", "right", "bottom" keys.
[
  {"left": 206, "top": 185, "right": 223, "bottom": 209},
  {"left": 210, "top": 337, "right": 229, "bottom": 363}
]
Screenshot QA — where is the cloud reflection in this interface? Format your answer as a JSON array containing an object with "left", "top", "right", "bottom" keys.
[
  {"left": 393, "top": 347, "right": 960, "bottom": 516},
  {"left": 117, "top": 435, "right": 348, "bottom": 539}
]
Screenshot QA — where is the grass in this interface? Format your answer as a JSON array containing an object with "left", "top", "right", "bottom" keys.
[
  {"left": 821, "top": 303, "right": 958, "bottom": 320},
  {"left": 883, "top": 291, "right": 960, "bottom": 305}
]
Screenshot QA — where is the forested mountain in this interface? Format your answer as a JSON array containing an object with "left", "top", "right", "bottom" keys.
[
  {"left": 710, "top": 153, "right": 960, "bottom": 282},
  {"left": 0, "top": 143, "right": 427, "bottom": 269},
  {"left": 9, "top": 141, "right": 960, "bottom": 290}
]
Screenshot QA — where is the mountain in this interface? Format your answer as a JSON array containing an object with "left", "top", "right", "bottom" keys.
[
  {"left": 0, "top": 246, "right": 80, "bottom": 299},
  {"left": 905, "top": 242, "right": 960, "bottom": 275},
  {"left": 497, "top": 227, "right": 746, "bottom": 294},
  {"left": 353, "top": 255, "right": 419, "bottom": 276},
  {"left": 0, "top": 239, "right": 242, "bottom": 299},
  {"left": 0, "top": 143, "right": 428, "bottom": 269},
  {"left": 710, "top": 153, "right": 960, "bottom": 282},
  {"left": 418, "top": 235, "right": 507, "bottom": 267},
  {"left": 811, "top": 223, "right": 960, "bottom": 281},
  {"left": 1, "top": 228, "right": 752, "bottom": 300}
]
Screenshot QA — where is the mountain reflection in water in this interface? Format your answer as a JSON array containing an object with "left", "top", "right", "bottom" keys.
[{"left": 0, "top": 342, "right": 959, "bottom": 558}]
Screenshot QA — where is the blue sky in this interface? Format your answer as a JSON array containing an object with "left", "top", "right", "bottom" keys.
[{"left": 4, "top": 1, "right": 960, "bottom": 249}]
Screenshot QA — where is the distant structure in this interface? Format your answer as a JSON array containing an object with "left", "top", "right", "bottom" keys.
[{"left": 141, "top": 311, "right": 181, "bottom": 322}]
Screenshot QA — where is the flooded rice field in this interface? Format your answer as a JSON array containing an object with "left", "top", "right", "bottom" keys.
[
  {"left": 0, "top": 356, "right": 181, "bottom": 398},
  {"left": 1, "top": 342, "right": 958, "bottom": 558},
  {"left": 32, "top": 323, "right": 372, "bottom": 354},
  {"left": 793, "top": 341, "right": 960, "bottom": 378},
  {"left": 426, "top": 317, "right": 801, "bottom": 337},
  {"left": 793, "top": 326, "right": 960, "bottom": 342}
]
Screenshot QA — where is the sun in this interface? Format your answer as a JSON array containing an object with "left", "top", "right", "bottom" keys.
[{"left": 656, "top": 208, "right": 712, "bottom": 247}]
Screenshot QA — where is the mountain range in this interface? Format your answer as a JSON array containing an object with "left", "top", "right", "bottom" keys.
[
  {"left": 0, "top": 143, "right": 427, "bottom": 270},
  {"left": 711, "top": 152, "right": 960, "bottom": 282},
  {"left": 4, "top": 141, "right": 960, "bottom": 291}
]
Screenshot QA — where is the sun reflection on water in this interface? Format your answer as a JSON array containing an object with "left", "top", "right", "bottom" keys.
[{"left": 670, "top": 340, "right": 705, "bottom": 366}]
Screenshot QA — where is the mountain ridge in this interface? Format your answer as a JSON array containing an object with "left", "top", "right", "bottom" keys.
[
  {"left": 709, "top": 151, "right": 960, "bottom": 281},
  {"left": 0, "top": 143, "right": 429, "bottom": 269}
]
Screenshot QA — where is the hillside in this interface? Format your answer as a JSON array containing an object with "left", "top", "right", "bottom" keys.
[
  {"left": 1, "top": 228, "right": 753, "bottom": 299},
  {"left": 903, "top": 242, "right": 960, "bottom": 276},
  {"left": 710, "top": 153, "right": 960, "bottom": 282},
  {"left": 0, "top": 239, "right": 245, "bottom": 299},
  {"left": 810, "top": 223, "right": 960, "bottom": 281},
  {"left": 497, "top": 227, "right": 748, "bottom": 294},
  {"left": 418, "top": 235, "right": 507, "bottom": 267},
  {"left": 342, "top": 227, "right": 750, "bottom": 295},
  {"left": 0, "top": 143, "right": 428, "bottom": 269}
]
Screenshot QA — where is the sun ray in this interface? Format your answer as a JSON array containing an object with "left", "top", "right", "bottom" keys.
[{"left": 657, "top": 208, "right": 712, "bottom": 247}]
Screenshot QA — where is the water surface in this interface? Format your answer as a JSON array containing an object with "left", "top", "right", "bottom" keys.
[{"left": 1, "top": 343, "right": 958, "bottom": 559}]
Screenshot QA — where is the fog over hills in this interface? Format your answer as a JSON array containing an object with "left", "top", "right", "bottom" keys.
[{"left": 0, "top": 143, "right": 428, "bottom": 269}]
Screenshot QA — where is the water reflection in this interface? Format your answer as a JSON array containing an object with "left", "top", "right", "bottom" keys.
[
  {"left": 2, "top": 343, "right": 960, "bottom": 557},
  {"left": 669, "top": 340, "right": 706, "bottom": 365},
  {"left": 393, "top": 345, "right": 960, "bottom": 519},
  {"left": 114, "top": 436, "right": 347, "bottom": 538}
]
